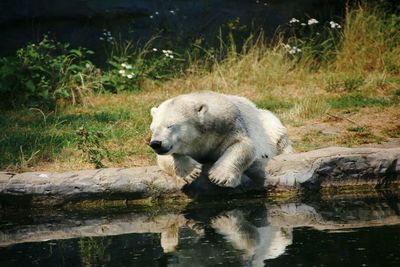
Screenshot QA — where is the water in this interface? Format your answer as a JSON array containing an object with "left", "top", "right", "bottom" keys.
[{"left": 1, "top": 196, "right": 400, "bottom": 266}]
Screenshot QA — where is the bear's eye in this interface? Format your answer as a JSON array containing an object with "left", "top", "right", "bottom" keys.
[{"left": 167, "top": 124, "right": 175, "bottom": 129}]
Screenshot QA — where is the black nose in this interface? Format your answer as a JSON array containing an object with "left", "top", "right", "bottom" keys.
[{"left": 150, "top": 140, "right": 162, "bottom": 150}]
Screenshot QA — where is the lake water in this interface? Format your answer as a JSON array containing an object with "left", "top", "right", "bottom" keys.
[{"left": 1, "top": 196, "right": 400, "bottom": 266}]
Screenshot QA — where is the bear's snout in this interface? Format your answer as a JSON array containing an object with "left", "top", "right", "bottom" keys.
[
  {"left": 149, "top": 140, "right": 172, "bottom": 155},
  {"left": 150, "top": 140, "right": 162, "bottom": 150}
]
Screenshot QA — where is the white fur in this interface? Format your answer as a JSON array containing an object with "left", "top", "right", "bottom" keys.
[{"left": 150, "top": 91, "right": 291, "bottom": 187}]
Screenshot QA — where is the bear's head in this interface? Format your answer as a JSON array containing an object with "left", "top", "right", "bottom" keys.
[{"left": 149, "top": 98, "right": 208, "bottom": 155}]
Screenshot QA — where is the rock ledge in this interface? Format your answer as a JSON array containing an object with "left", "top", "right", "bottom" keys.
[{"left": 0, "top": 147, "right": 399, "bottom": 206}]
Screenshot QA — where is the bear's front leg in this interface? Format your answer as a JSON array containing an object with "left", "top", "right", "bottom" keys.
[
  {"left": 209, "top": 138, "right": 256, "bottom": 187},
  {"left": 157, "top": 154, "right": 202, "bottom": 185},
  {"left": 173, "top": 154, "right": 202, "bottom": 184}
]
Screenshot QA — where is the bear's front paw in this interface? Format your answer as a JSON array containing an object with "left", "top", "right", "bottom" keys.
[
  {"left": 183, "top": 164, "right": 202, "bottom": 184},
  {"left": 175, "top": 163, "right": 202, "bottom": 185},
  {"left": 209, "top": 167, "right": 241, "bottom": 188}
]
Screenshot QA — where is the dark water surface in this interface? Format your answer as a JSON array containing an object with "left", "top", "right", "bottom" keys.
[{"left": 1, "top": 196, "right": 400, "bottom": 266}]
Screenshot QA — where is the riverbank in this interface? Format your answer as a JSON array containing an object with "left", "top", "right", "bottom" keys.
[
  {"left": 0, "top": 4, "right": 399, "bottom": 172},
  {"left": 1, "top": 147, "right": 399, "bottom": 207}
]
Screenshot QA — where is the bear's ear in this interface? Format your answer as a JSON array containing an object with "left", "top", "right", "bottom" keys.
[
  {"left": 196, "top": 103, "right": 208, "bottom": 115},
  {"left": 150, "top": 107, "right": 158, "bottom": 117},
  {"left": 196, "top": 103, "right": 208, "bottom": 122}
]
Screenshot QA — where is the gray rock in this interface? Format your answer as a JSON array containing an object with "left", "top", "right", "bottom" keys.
[{"left": 0, "top": 147, "right": 399, "bottom": 206}]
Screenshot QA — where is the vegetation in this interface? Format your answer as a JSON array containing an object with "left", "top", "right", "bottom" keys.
[
  {"left": 0, "top": 4, "right": 399, "bottom": 171},
  {"left": 0, "top": 36, "right": 102, "bottom": 109}
]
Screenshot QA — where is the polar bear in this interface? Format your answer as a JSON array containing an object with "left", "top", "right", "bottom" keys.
[{"left": 149, "top": 91, "right": 291, "bottom": 188}]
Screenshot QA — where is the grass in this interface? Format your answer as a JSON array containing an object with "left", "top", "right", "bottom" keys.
[
  {"left": 1, "top": 4, "right": 399, "bottom": 171},
  {"left": 327, "top": 94, "right": 397, "bottom": 109},
  {"left": 0, "top": 97, "right": 155, "bottom": 171}
]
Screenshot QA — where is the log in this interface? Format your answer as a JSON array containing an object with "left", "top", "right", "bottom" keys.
[{"left": 0, "top": 147, "right": 399, "bottom": 207}]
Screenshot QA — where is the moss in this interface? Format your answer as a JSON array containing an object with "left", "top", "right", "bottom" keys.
[
  {"left": 266, "top": 187, "right": 301, "bottom": 201},
  {"left": 64, "top": 199, "right": 129, "bottom": 210},
  {"left": 320, "top": 183, "right": 400, "bottom": 198}
]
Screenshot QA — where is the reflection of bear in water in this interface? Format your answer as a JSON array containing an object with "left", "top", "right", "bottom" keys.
[
  {"left": 149, "top": 91, "right": 291, "bottom": 188},
  {"left": 159, "top": 205, "right": 292, "bottom": 267},
  {"left": 211, "top": 210, "right": 292, "bottom": 266}
]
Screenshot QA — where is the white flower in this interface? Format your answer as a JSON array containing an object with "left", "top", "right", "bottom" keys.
[
  {"left": 289, "top": 47, "right": 301, "bottom": 55},
  {"left": 127, "top": 74, "right": 133, "bottom": 79},
  {"left": 118, "top": 69, "right": 126, "bottom": 76},
  {"left": 308, "top": 18, "right": 319, "bottom": 25},
  {"left": 149, "top": 15, "right": 154, "bottom": 19},
  {"left": 125, "top": 64, "right": 132, "bottom": 69},
  {"left": 155, "top": 11, "right": 159, "bottom": 15},
  {"left": 289, "top": 18, "right": 300, "bottom": 23},
  {"left": 169, "top": 55, "right": 174, "bottom": 59},
  {"left": 162, "top": 49, "right": 173, "bottom": 57},
  {"left": 121, "top": 63, "right": 127, "bottom": 68},
  {"left": 169, "top": 10, "right": 175, "bottom": 14},
  {"left": 329, "top": 21, "right": 341, "bottom": 29},
  {"left": 99, "top": 37, "right": 104, "bottom": 41},
  {"left": 152, "top": 48, "right": 158, "bottom": 51},
  {"left": 285, "top": 44, "right": 301, "bottom": 55},
  {"left": 301, "top": 23, "right": 306, "bottom": 26}
]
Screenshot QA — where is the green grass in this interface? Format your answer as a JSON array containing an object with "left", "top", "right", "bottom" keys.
[
  {"left": 255, "top": 99, "right": 293, "bottom": 112},
  {"left": 325, "top": 74, "right": 365, "bottom": 92},
  {"left": 0, "top": 103, "right": 154, "bottom": 170},
  {"left": 327, "top": 94, "right": 398, "bottom": 109},
  {"left": 328, "top": 94, "right": 388, "bottom": 109}
]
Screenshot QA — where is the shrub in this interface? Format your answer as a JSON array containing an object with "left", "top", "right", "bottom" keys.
[
  {"left": 76, "top": 127, "right": 111, "bottom": 169},
  {"left": 0, "top": 36, "right": 102, "bottom": 109}
]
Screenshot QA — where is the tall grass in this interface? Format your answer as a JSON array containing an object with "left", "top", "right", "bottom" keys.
[
  {"left": 333, "top": 6, "right": 400, "bottom": 74},
  {"left": 166, "top": 4, "right": 399, "bottom": 111}
]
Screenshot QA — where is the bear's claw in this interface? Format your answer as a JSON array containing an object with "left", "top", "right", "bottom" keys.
[
  {"left": 182, "top": 164, "right": 202, "bottom": 184},
  {"left": 209, "top": 168, "right": 241, "bottom": 188}
]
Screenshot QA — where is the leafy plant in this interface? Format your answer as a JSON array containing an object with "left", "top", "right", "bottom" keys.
[
  {"left": 0, "top": 36, "right": 101, "bottom": 109},
  {"left": 101, "top": 38, "right": 183, "bottom": 92},
  {"left": 325, "top": 74, "right": 365, "bottom": 92},
  {"left": 76, "top": 127, "right": 111, "bottom": 168}
]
